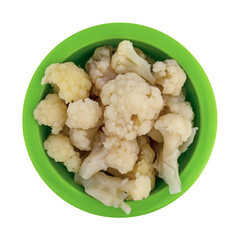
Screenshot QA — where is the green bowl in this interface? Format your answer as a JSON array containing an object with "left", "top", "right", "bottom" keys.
[{"left": 22, "top": 23, "right": 217, "bottom": 217}]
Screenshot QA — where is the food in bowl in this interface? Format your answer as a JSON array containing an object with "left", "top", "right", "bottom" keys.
[{"left": 33, "top": 40, "right": 198, "bottom": 214}]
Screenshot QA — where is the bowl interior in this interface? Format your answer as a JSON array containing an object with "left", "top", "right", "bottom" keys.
[{"left": 37, "top": 39, "right": 200, "bottom": 202}]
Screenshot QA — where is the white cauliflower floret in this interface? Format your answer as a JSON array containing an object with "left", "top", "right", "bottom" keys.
[
  {"left": 111, "top": 40, "right": 156, "bottom": 84},
  {"left": 123, "top": 175, "right": 151, "bottom": 201},
  {"left": 79, "top": 172, "right": 151, "bottom": 214},
  {"left": 163, "top": 93, "right": 194, "bottom": 121},
  {"left": 33, "top": 94, "right": 67, "bottom": 134},
  {"left": 153, "top": 60, "right": 186, "bottom": 96},
  {"left": 107, "top": 136, "right": 156, "bottom": 191},
  {"left": 179, "top": 127, "right": 198, "bottom": 153},
  {"left": 43, "top": 134, "right": 82, "bottom": 173},
  {"left": 66, "top": 98, "right": 102, "bottom": 129},
  {"left": 100, "top": 73, "right": 163, "bottom": 140},
  {"left": 85, "top": 46, "right": 117, "bottom": 95},
  {"left": 80, "top": 172, "right": 131, "bottom": 214},
  {"left": 69, "top": 125, "right": 100, "bottom": 151},
  {"left": 79, "top": 131, "right": 140, "bottom": 179},
  {"left": 154, "top": 113, "right": 192, "bottom": 194},
  {"left": 41, "top": 62, "right": 92, "bottom": 103}
]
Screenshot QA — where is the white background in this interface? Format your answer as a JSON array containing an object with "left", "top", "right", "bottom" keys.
[{"left": 1, "top": 0, "right": 239, "bottom": 239}]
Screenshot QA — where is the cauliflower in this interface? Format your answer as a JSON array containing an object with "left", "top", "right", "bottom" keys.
[
  {"left": 107, "top": 136, "right": 156, "bottom": 191},
  {"left": 154, "top": 113, "right": 192, "bottom": 194},
  {"left": 41, "top": 62, "right": 92, "bottom": 103},
  {"left": 69, "top": 125, "right": 100, "bottom": 151},
  {"left": 79, "top": 172, "right": 131, "bottom": 214},
  {"left": 111, "top": 40, "right": 156, "bottom": 84},
  {"left": 85, "top": 46, "right": 117, "bottom": 95},
  {"left": 153, "top": 60, "right": 186, "bottom": 96},
  {"left": 163, "top": 93, "right": 194, "bottom": 122},
  {"left": 79, "top": 131, "right": 140, "bottom": 179},
  {"left": 79, "top": 172, "right": 151, "bottom": 214},
  {"left": 100, "top": 73, "right": 163, "bottom": 140},
  {"left": 179, "top": 127, "right": 198, "bottom": 153},
  {"left": 43, "top": 134, "right": 82, "bottom": 173},
  {"left": 33, "top": 93, "right": 67, "bottom": 134},
  {"left": 123, "top": 175, "right": 151, "bottom": 201},
  {"left": 66, "top": 98, "right": 102, "bottom": 129}
]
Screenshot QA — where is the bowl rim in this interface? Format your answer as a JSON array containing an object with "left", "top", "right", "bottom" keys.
[{"left": 22, "top": 22, "right": 217, "bottom": 218}]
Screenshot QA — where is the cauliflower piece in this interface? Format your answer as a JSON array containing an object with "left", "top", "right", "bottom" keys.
[
  {"left": 163, "top": 93, "right": 194, "bottom": 121},
  {"left": 69, "top": 125, "right": 100, "bottom": 151},
  {"left": 123, "top": 175, "right": 151, "bottom": 201},
  {"left": 66, "top": 98, "right": 102, "bottom": 129},
  {"left": 79, "top": 172, "right": 151, "bottom": 214},
  {"left": 43, "top": 134, "right": 82, "bottom": 173},
  {"left": 85, "top": 46, "right": 117, "bottom": 95},
  {"left": 154, "top": 113, "right": 192, "bottom": 194},
  {"left": 147, "top": 127, "right": 164, "bottom": 143},
  {"left": 41, "top": 62, "right": 92, "bottom": 103},
  {"left": 134, "top": 47, "right": 155, "bottom": 65},
  {"left": 153, "top": 60, "right": 186, "bottom": 96},
  {"left": 107, "top": 136, "right": 156, "bottom": 190},
  {"left": 111, "top": 40, "right": 156, "bottom": 84},
  {"left": 79, "top": 131, "right": 140, "bottom": 179},
  {"left": 179, "top": 127, "right": 198, "bottom": 153},
  {"left": 80, "top": 172, "right": 131, "bottom": 214},
  {"left": 33, "top": 93, "right": 67, "bottom": 134},
  {"left": 100, "top": 73, "right": 163, "bottom": 140}
]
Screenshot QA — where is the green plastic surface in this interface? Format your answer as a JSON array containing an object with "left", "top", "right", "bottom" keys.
[{"left": 22, "top": 23, "right": 217, "bottom": 217}]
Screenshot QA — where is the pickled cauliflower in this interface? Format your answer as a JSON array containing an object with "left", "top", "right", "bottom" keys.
[
  {"left": 41, "top": 62, "right": 92, "bottom": 103},
  {"left": 100, "top": 72, "right": 163, "bottom": 140},
  {"left": 33, "top": 40, "right": 198, "bottom": 215},
  {"left": 34, "top": 93, "right": 67, "bottom": 134}
]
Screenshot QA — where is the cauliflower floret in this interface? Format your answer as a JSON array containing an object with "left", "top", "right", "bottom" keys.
[
  {"left": 163, "top": 93, "right": 194, "bottom": 121},
  {"left": 153, "top": 60, "right": 186, "bottom": 96},
  {"left": 33, "top": 94, "right": 67, "bottom": 134},
  {"left": 100, "top": 73, "right": 163, "bottom": 140},
  {"left": 123, "top": 175, "right": 151, "bottom": 201},
  {"left": 85, "top": 46, "right": 117, "bottom": 95},
  {"left": 69, "top": 125, "right": 100, "bottom": 151},
  {"left": 79, "top": 172, "right": 151, "bottom": 214},
  {"left": 179, "top": 127, "right": 198, "bottom": 153},
  {"left": 107, "top": 136, "right": 156, "bottom": 191},
  {"left": 66, "top": 98, "right": 102, "bottom": 129},
  {"left": 43, "top": 134, "right": 82, "bottom": 173},
  {"left": 41, "top": 62, "right": 92, "bottom": 103},
  {"left": 79, "top": 131, "right": 140, "bottom": 179},
  {"left": 80, "top": 172, "right": 131, "bottom": 214},
  {"left": 154, "top": 113, "right": 192, "bottom": 194},
  {"left": 111, "top": 40, "right": 156, "bottom": 84}
]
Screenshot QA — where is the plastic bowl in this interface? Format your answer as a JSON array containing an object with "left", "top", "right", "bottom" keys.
[{"left": 22, "top": 23, "right": 217, "bottom": 217}]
